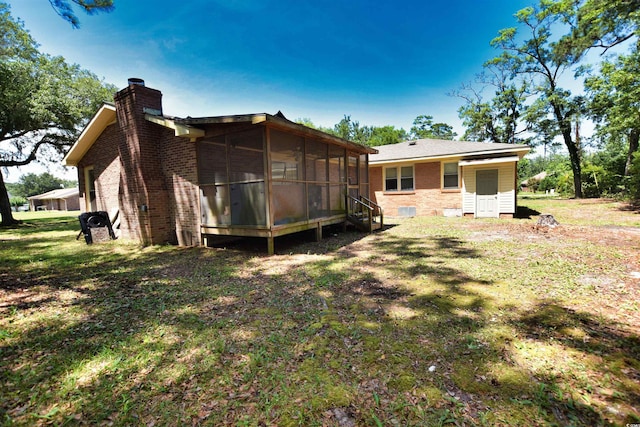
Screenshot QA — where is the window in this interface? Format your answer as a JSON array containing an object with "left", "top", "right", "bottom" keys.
[
  {"left": 384, "top": 166, "right": 414, "bottom": 191},
  {"left": 443, "top": 162, "right": 459, "bottom": 189}
]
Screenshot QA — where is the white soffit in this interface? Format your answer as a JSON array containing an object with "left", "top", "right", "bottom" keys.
[{"left": 458, "top": 156, "right": 520, "bottom": 166}]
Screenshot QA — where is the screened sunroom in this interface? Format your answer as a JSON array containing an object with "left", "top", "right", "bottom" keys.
[{"left": 181, "top": 113, "right": 379, "bottom": 254}]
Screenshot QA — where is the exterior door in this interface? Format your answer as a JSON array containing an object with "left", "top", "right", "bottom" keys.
[
  {"left": 476, "top": 169, "right": 498, "bottom": 218},
  {"left": 347, "top": 152, "right": 359, "bottom": 200}
]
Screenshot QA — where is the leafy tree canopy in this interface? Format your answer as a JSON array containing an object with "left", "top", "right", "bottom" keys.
[
  {"left": 410, "top": 115, "right": 457, "bottom": 140},
  {"left": 12, "top": 172, "right": 76, "bottom": 198},
  {"left": 48, "top": 0, "right": 114, "bottom": 28},
  {"left": 0, "top": 3, "right": 116, "bottom": 225}
]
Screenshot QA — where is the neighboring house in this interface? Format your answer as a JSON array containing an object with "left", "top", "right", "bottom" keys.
[
  {"left": 27, "top": 188, "right": 80, "bottom": 211},
  {"left": 63, "top": 79, "right": 377, "bottom": 254},
  {"left": 369, "top": 139, "right": 530, "bottom": 218},
  {"left": 520, "top": 171, "right": 548, "bottom": 192}
]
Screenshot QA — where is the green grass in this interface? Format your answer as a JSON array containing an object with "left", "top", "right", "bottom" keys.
[{"left": 1, "top": 203, "right": 639, "bottom": 426}]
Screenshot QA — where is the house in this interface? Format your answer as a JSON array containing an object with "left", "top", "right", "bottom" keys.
[
  {"left": 27, "top": 187, "right": 80, "bottom": 211},
  {"left": 520, "top": 171, "right": 548, "bottom": 192},
  {"left": 369, "top": 139, "right": 530, "bottom": 218},
  {"left": 63, "top": 79, "right": 378, "bottom": 254}
]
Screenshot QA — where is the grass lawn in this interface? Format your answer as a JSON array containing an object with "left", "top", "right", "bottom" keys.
[{"left": 1, "top": 199, "right": 639, "bottom": 426}]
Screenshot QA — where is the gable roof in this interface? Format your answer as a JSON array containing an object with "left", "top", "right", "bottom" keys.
[
  {"left": 27, "top": 188, "right": 79, "bottom": 200},
  {"left": 369, "top": 139, "right": 529, "bottom": 164},
  {"left": 64, "top": 106, "right": 377, "bottom": 167},
  {"left": 64, "top": 103, "right": 116, "bottom": 166}
]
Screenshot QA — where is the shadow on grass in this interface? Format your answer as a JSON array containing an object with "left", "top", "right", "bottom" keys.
[
  {"left": 617, "top": 200, "right": 640, "bottom": 214},
  {"left": 515, "top": 205, "right": 542, "bottom": 219},
  {"left": 1, "top": 215, "right": 639, "bottom": 426},
  {"left": 510, "top": 301, "right": 640, "bottom": 425}
]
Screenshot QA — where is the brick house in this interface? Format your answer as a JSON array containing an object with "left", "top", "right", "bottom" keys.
[
  {"left": 27, "top": 188, "right": 80, "bottom": 211},
  {"left": 63, "top": 79, "right": 377, "bottom": 254},
  {"left": 369, "top": 139, "right": 529, "bottom": 218}
]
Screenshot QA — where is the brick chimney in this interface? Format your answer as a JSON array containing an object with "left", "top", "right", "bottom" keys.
[{"left": 114, "top": 79, "right": 171, "bottom": 245}]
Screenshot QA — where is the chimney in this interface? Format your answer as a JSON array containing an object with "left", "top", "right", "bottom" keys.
[
  {"left": 128, "top": 77, "right": 145, "bottom": 87},
  {"left": 113, "top": 79, "right": 170, "bottom": 245}
]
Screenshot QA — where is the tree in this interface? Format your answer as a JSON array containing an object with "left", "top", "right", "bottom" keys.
[
  {"left": 368, "top": 126, "right": 407, "bottom": 146},
  {"left": 12, "top": 172, "right": 75, "bottom": 197},
  {"left": 333, "top": 115, "right": 372, "bottom": 146},
  {"left": 559, "top": 0, "right": 639, "bottom": 58},
  {"left": 490, "top": 2, "right": 586, "bottom": 197},
  {"left": 584, "top": 50, "right": 640, "bottom": 180},
  {"left": 455, "top": 59, "right": 531, "bottom": 145},
  {"left": 48, "top": 0, "right": 114, "bottom": 28},
  {"left": 410, "top": 115, "right": 457, "bottom": 140},
  {"left": 0, "top": 4, "right": 116, "bottom": 225}
]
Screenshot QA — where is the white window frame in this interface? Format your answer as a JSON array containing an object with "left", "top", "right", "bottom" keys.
[
  {"left": 384, "top": 165, "right": 414, "bottom": 192},
  {"left": 442, "top": 162, "right": 459, "bottom": 189}
]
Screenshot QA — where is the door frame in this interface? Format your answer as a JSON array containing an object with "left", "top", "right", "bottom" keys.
[{"left": 475, "top": 169, "right": 499, "bottom": 218}]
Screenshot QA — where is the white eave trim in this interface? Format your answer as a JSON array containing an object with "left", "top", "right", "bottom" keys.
[
  {"left": 370, "top": 147, "right": 529, "bottom": 166},
  {"left": 145, "top": 114, "right": 205, "bottom": 140},
  {"left": 459, "top": 156, "right": 520, "bottom": 166},
  {"left": 63, "top": 104, "right": 117, "bottom": 166}
]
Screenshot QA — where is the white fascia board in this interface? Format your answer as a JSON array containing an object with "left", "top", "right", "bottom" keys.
[{"left": 458, "top": 156, "right": 520, "bottom": 166}]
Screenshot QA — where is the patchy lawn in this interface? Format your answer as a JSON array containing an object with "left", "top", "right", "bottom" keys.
[{"left": 1, "top": 199, "right": 639, "bottom": 426}]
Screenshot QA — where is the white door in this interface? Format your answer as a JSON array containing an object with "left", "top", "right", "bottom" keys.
[{"left": 476, "top": 169, "right": 498, "bottom": 218}]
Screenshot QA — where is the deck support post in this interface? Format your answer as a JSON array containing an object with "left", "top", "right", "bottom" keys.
[{"left": 267, "top": 236, "right": 275, "bottom": 255}]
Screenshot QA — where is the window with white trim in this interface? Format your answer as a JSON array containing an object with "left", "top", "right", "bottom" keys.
[
  {"left": 384, "top": 166, "right": 414, "bottom": 191},
  {"left": 443, "top": 162, "right": 459, "bottom": 189}
]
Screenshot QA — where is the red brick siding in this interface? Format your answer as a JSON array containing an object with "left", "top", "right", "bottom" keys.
[
  {"left": 159, "top": 131, "right": 200, "bottom": 246},
  {"left": 77, "top": 123, "right": 122, "bottom": 214},
  {"left": 371, "top": 162, "right": 461, "bottom": 217},
  {"left": 76, "top": 84, "right": 202, "bottom": 246},
  {"left": 114, "top": 84, "right": 171, "bottom": 245}
]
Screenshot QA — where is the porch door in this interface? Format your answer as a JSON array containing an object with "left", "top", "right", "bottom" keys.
[
  {"left": 476, "top": 169, "right": 498, "bottom": 218},
  {"left": 347, "top": 152, "right": 359, "bottom": 200}
]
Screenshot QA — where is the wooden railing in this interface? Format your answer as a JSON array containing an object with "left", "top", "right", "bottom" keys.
[{"left": 346, "top": 195, "right": 384, "bottom": 231}]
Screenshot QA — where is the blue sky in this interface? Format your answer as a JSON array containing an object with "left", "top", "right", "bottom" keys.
[{"left": 7, "top": 0, "right": 533, "bottom": 179}]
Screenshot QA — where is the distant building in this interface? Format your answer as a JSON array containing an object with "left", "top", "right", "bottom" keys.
[{"left": 27, "top": 188, "right": 80, "bottom": 211}]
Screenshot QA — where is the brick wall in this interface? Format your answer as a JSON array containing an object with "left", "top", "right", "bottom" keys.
[
  {"left": 114, "top": 84, "right": 171, "bottom": 245},
  {"left": 371, "top": 161, "right": 461, "bottom": 217},
  {"left": 160, "top": 130, "right": 200, "bottom": 246},
  {"left": 75, "top": 83, "right": 204, "bottom": 247},
  {"left": 77, "top": 123, "right": 122, "bottom": 215}
]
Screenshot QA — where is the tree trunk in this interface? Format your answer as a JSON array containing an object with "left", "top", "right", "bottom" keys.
[
  {"left": 0, "top": 171, "right": 20, "bottom": 226},
  {"left": 552, "top": 101, "right": 583, "bottom": 198},
  {"left": 565, "top": 134, "right": 583, "bottom": 198},
  {"left": 625, "top": 129, "right": 639, "bottom": 177}
]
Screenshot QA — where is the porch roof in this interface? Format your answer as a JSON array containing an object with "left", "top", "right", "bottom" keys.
[{"left": 177, "top": 112, "right": 378, "bottom": 154}]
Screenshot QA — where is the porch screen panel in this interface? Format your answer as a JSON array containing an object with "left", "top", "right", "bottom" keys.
[
  {"left": 230, "top": 182, "right": 266, "bottom": 226},
  {"left": 360, "top": 153, "right": 369, "bottom": 198},
  {"left": 228, "top": 129, "right": 265, "bottom": 183},
  {"left": 308, "top": 184, "right": 329, "bottom": 219},
  {"left": 359, "top": 154, "right": 368, "bottom": 184},
  {"left": 197, "top": 138, "right": 227, "bottom": 184},
  {"left": 200, "top": 184, "right": 230, "bottom": 226},
  {"left": 272, "top": 182, "right": 306, "bottom": 225},
  {"left": 329, "top": 146, "right": 345, "bottom": 183},
  {"left": 270, "top": 130, "right": 303, "bottom": 181},
  {"left": 348, "top": 155, "right": 358, "bottom": 185},
  {"left": 329, "top": 184, "right": 345, "bottom": 215},
  {"left": 306, "top": 139, "right": 328, "bottom": 182}
]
